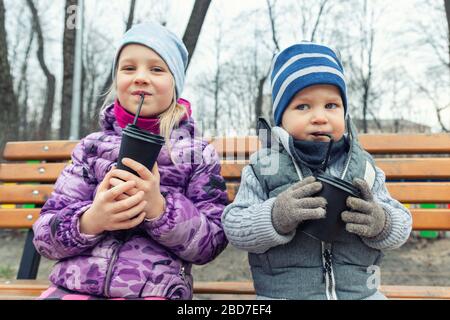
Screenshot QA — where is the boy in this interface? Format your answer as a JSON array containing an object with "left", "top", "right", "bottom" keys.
[{"left": 222, "top": 42, "right": 412, "bottom": 300}]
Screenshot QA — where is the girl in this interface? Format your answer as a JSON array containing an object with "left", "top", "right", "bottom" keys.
[{"left": 33, "top": 22, "right": 228, "bottom": 300}]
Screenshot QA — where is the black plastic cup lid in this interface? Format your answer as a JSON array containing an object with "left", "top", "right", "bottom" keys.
[
  {"left": 316, "top": 173, "right": 360, "bottom": 198},
  {"left": 124, "top": 130, "right": 165, "bottom": 145},
  {"left": 123, "top": 124, "right": 165, "bottom": 145}
]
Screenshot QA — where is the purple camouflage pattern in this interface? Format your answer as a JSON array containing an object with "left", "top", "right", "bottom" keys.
[{"left": 32, "top": 102, "right": 228, "bottom": 299}]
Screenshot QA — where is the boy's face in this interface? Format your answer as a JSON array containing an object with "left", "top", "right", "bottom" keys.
[
  {"left": 281, "top": 84, "right": 345, "bottom": 142},
  {"left": 116, "top": 44, "right": 174, "bottom": 117}
]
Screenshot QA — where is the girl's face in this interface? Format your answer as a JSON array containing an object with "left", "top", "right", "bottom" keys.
[
  {"left": 116, "top": 44, "right": 174, "bottom": 117},
  {"left": 281, "top": 84, "right": 345, "bottom": 142}
]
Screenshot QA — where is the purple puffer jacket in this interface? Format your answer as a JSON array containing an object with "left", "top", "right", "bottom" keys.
[{"left": 32, "top": 102, "right": 228, "bottom": 299}]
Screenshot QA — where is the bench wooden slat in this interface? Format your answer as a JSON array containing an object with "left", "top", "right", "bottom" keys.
[
  {"left": 0, "top": 209, "right": 41, "bottom": 228},
  {"left": 0, "top": 280, "right": 49, "bottom": 297},
  {"left": 0, "top": 163, "right": 67, "bottom": 182},
  {"left": 386, "top": 182, "right": 450, "bottom": 203},
  {"left": 1, "top": 208, "right": 448, "bottom": 230},
  {"left": 4, "top": 134, "right": 450, "bottom": 161},
  {"left": 380, "top": 285, "right": 450, "bottom": 299},
  {"left": 2, "top": 159, "right": 450, "bottom": 182},
  {"left": 226, "top": 182, "right": 450, "bottom": 204},
  {"left": 221, "top": 159, "right": 450, "bottom": 180},
  {"left": 0, "top": 185, "right": 54, "bottom": 204},
  {"left": 3, "top": 141, "right": 79, "bottom": 161},
  {"left": 1, "top": 280, "right": 449, "bottom": 299},
  {"left": 359, "top": 133, "right": 450, "bottom": 154},
  {"left": 411, "top": 209, "right": 450, "bottom": 230},
  {"left": 1, "top": 182, "right": 448, "bottom": 206},
  {"left": 194, "top": 281, "right": 255, "bottom": 295},
  {"left": 213, "top": 134, "right": 450, "bottom": 155},
  {"left": 210, "top": 137, "right": 261, "bottom": 158},
  {"left": 0, "top": 161, "right": 246, "bottom": 182},
  {"left": 193, "top": 281, "right": 450, "bottom": 299},
  {"left": 377, "top": 158, "right": 450, "bottom": 179}
]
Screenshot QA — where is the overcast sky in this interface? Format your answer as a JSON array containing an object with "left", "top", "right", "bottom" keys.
[{"left": 4, "top": 0, "right": 449, "bottom": 132}]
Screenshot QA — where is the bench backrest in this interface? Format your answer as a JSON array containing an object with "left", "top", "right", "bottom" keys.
[{"left": 1, "top": 134, "right": 450, "bottom": 278}]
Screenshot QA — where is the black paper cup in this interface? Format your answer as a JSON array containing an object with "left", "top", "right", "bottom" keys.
[
  {"left": 300, "top": 173, "right": 360, "bottom": 243},
  {"left": 116, "top": 124, "right": 165, "bottom": 176}
]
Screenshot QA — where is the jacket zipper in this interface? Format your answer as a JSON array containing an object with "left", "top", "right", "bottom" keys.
[
  {"left": 340, "top": 142, "right": 352, "bottom": 179},
  {"left": 281, "top": 128, "right": 340, "bottom": 299},
  {"left": 321, "top": 242, "right": 338, "bottom": 300},
  {"left": 103, "top": 243, "right": 122, "bottom": 297},
  {"left": 179, "top": 265, "right": 186, "bottom": 282},
  {"left": 341, "top": 118, "right": 354, "bottom": 179}
]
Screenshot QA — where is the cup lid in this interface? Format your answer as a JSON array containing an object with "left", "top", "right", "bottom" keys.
[
  {"left": 124, "top": 124, "right": 165, "bottom": 144},
  {"left": 316, "top": 173, "right": 360, "bottom": 197}
]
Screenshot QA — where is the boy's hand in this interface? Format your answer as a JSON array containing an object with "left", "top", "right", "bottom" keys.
[
  {"left": 109, "top": 158, "right": 166, "bottom": 221},
  {"left": 341, "top": 178, "right": 387, "bottom": 238},
  {"left": 272, "top": 176, "right": 327, "bottom": 235}
]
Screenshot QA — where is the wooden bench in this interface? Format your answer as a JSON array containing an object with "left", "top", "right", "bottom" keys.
[{"left": 1, "top": 133, "right": 450, "bottom": 299}]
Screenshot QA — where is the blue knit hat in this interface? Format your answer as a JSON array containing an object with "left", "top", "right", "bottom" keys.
[
  {"left": 270, "top": 42, "right": 347, "bottom": 126},
  {"left": 112, "top": 22, "right": 188, "bottom": 98}
]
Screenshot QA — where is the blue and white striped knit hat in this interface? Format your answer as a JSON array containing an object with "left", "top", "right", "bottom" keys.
[
  {"left": 270, "top": 42, "right": 347, "bottom": 126},
  {"left": 112, "top": 22, "right": 188, "bottom": 98}
]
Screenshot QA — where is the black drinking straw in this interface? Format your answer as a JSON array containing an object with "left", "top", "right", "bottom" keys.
[
  {"left": 133, "top": 94, "right": 146, "bottom": 126},
  {"left": 321, "top": 133, "right": 334, "bottom": 172}
]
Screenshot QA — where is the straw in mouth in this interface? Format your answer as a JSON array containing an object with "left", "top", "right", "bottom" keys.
[
  {"left": 133, "top": 93, "right": 146, "bottom": 126},
  {"left": 319, "top": 133, "right": 334, "bottom": 172}
]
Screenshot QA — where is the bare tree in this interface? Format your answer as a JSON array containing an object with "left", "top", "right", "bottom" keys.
[
  {"left": 182, "top": 0, "right": 211, "bottom": 68},
  {"left": 59, "top": 0, "right": 78, "bottom": 139},
  {"left": 411, "top": 0, "right": 449, "bottom": 132},
  {"left": 16, "top": 29, "right": 34, "bottom": 140},
  {"left": 193, "top": 17, "right": 224, "bottom": 136},
  {"left": 212, "top": 29, "right": 222, "bottom": 135},
  {"left": 254, "top": 0, "right": 333, "bottom": 128},
  {"left": 444, "top": 0, "right": 449, "bottom": 67},
  {"left": 92, "top": 0, "right": 137, "bottom": 130},
  {"left": 26, "top": 0, "right": 56, "bottom": 140},
  {"left": 253, "top": 0, "right": 280, "bottom": 128},
  {"left": 337, "top": 0, "right": 386, "bottom": 133},
  {"left": 0, "top": 0, "right": 20, "bottom": 157},
  {"left": 84, "top": 28, "right": 113, "bottom": 133}
]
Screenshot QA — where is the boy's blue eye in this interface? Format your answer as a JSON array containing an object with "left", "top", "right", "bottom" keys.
[{"left": 296, "top": 104, "right": 309, "bottom": 110}]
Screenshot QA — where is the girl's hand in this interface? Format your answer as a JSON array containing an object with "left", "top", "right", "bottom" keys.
[
  {"left": 110, "top": 158, "right": 166, "bottom": 221},
  {"left": 79, "top": 167, "right": 148, "bottom": 235}
]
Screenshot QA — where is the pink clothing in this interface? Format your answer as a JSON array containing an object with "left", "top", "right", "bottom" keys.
[
  {"left": 38, "top": 286, "right": 166, "bottom": 300},
  {"left": 113, "top": 98, "right": 192, "bottom": 134}
]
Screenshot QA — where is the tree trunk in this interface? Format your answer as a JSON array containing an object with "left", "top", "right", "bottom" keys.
[
  {"left": 182, "top": 0, "right": 211, "bottom": 68},
  {"left": 125, "top": 0, "right": 136, "bottom": 31},
  {"left": 92, "top": 0, "right": 136, "bottom": 130},
  {"left": 445, "top": 0, "right": 450, "bottom": 67},
  {"left": 254, "top": 74, "right": 267, "bottom": 129},
  {"left": 79, "top": 56, "right": 86, "bottom": 136},
  {"left": 0, "top": 0, "right": 19, "bottom": 158},
  {"left": 26, "top": 0, "right": 56, "bottom": 140},
  {"left": 252, "top": 0, "right": 280, "bottom": 129},
  {"left": 310, "top": 0, "right": 329, "bottom": 42},
  {"left": 60, "top": 0, "right": 78, "bottom": 139},
  {"left": 16, "top": 29, "right": 34, "bottom": 140}
]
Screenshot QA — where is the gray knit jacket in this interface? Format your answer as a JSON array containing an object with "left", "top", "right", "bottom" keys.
[{"left": 222, "top": 127, "right": 411, "bottom": 255}]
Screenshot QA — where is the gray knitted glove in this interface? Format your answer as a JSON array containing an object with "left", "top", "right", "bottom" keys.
[
  {"left": 341, "top": 178, "right": 388, "bottom": 238},
  {"left": 272, "top": 176, "right": 327, "bottom": 235}
]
